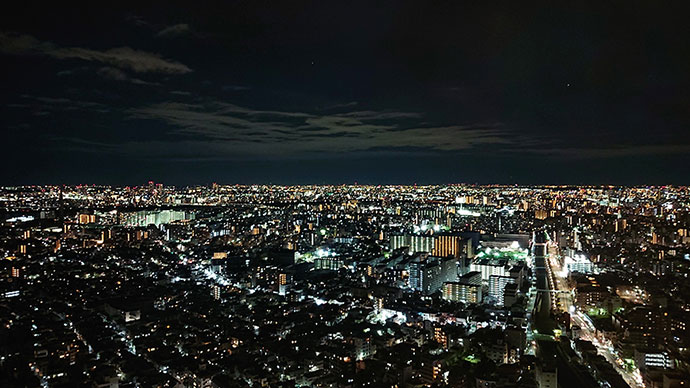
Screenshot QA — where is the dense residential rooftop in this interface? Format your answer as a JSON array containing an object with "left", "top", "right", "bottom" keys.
[{"left": 1, "top": 183, "right": 689, "bottom": 387}]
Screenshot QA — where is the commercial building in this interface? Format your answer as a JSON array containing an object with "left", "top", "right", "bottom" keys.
[
  {"left": 564, "top": 254, "right": 594, "bottom": 275},
  {"left": 634, "top": 349, "right": 674, "bottom": 371},
  {"left": 391, "top": 233, "right": 472, "bottom": 259}
]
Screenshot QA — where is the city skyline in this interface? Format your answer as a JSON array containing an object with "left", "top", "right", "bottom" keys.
[
  {"left": 2, "top": 3, "right": 690, "bottom": 387},
  {"left": 2, "top": 183, "right": 688, "bottom": 387}
]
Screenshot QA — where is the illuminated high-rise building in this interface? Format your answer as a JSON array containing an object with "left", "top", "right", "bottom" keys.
[
  {"left": 488, "top": 275, "right": 515, "bottom": 306},
  {"left": 278, "top": 272, "right": 292, "bottom": 295},
  {"left": 442, "top": 271, "right": 482, "bottom": 304},
  {"left": 409, "top": 256, "right": 458, "bottom": 295},
  {"left": 433, "top": 234, "right": 472, "bottom": 259}
]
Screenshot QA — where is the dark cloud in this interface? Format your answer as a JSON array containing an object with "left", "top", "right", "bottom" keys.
[
  {"left": 0, "top": 32, "right": 192, "bottom": 73},
  {"left": 0, "top": 2, "right": 689, "bottom": 184},
  {"left": 221, "top": 85, "right": 251, "bottom": 92},
  {"left": 156, "top": 23, "right": 192, "bottom": 38},
  {"left": 97, "top": 67, "right": 159, "bottom": 85},
  {"left": 18, "top": 95, "right": 110, "bottom": 112},
  {"left": 126, "top": 100, "right": 513, "bottom": 157},
  {"left": 521, "top": 144, "right": 690, "bottom": 159},
  {"left": 333, "top": 111, "right": 422, "bottom": 120}
]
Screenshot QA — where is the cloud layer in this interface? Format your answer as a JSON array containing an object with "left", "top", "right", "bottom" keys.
[
  {"left": 126, "top": 100, "right": 509, "bottom": 158},
  {"left": 156, "top": 24, "right": 192, "bottom": 38},
  {"left": 0, "top": 32, "right": 191, "bottom": 74}
]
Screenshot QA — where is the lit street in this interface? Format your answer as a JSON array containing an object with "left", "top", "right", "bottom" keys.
[{"left": 546, "top": 240, "right": 645, "bottom": 388}]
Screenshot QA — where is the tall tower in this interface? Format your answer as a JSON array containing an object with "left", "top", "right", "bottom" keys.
[{"left": 58, "top": 185, "right": 64, "bottom": 225}]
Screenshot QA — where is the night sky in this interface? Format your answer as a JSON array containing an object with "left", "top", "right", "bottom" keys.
[{"left": 2, "top": 2, "right": 689, "bottom": 185}]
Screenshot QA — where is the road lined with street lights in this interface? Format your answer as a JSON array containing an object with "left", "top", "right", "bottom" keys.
[{"left": 545, "top": 240, "right": 644, "bottom": 388}]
